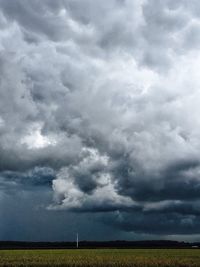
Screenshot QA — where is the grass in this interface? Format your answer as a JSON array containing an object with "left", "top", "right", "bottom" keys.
[{"left": 0, "top": 249, "right": 200, "bottom": 267}]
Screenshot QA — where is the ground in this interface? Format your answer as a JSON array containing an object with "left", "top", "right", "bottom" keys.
[{"left": 0, "top": 248, "right": 200, "bottom": 267}]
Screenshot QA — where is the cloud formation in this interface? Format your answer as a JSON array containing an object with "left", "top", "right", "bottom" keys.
[{"left": 1, "top": 0, "right": 200, "bottom": 238}]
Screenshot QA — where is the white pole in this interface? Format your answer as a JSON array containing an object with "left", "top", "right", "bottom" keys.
[{"left": 76, "top": 233, "right": 79, "bottom": 249}]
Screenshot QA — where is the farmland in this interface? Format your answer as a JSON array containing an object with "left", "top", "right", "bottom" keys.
[{"left": 0, "top": 249, "right": 200, "bottom": 267}]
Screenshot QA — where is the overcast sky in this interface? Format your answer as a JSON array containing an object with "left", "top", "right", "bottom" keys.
[{"left": 1, "top": 0, "right": 200, "bottom": 242}]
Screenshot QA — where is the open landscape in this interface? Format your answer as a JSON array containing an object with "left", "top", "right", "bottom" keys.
[
  {"left": 0, "top": 249, "right": 200, "bottom": 267},
  {"left": 1, "top": 1, "right": 200, "bottom": 266}
]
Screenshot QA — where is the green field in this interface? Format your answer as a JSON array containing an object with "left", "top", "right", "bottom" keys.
[{"left": 0, "top": 249, "right": 200, "bottom": 267}]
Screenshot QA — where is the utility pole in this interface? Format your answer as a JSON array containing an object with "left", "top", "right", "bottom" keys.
[{"left": 76, "top": 233, "right": 79, "bottom": 249}]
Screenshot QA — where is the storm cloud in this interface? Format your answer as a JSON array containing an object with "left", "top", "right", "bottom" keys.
[{"left": 1, "top": 0, "right": 200, "bottom": 240}]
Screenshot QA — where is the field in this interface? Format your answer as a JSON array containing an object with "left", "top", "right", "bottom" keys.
[{"left": 0, "top": 249, "right": 200, "bottom": 267}]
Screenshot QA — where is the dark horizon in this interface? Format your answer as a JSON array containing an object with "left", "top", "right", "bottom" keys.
[{"left": 0, "top": 239, "right": 199, "bottom": 250}]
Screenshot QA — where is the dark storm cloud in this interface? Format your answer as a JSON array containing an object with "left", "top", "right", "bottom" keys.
[
  {"left": 1, "top": 0, "right": 200, "bottom": 239},
  {"left": 0, "top": 167, "right": 55, "bottom": 188},
  {"left": 115, "top": 159, "right": 200, "bottom": 202},
  {"left": 104, "top": 211, "right": 200, "bottom": 235}
]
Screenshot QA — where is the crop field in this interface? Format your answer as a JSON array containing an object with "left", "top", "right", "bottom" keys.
[{"left": 0, "top": 248, "right": 200, "bottom": 267}]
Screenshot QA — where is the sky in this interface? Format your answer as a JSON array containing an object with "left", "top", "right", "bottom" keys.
[{"left": 1, "top": 0, "right": 200, "bottom": 242}]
